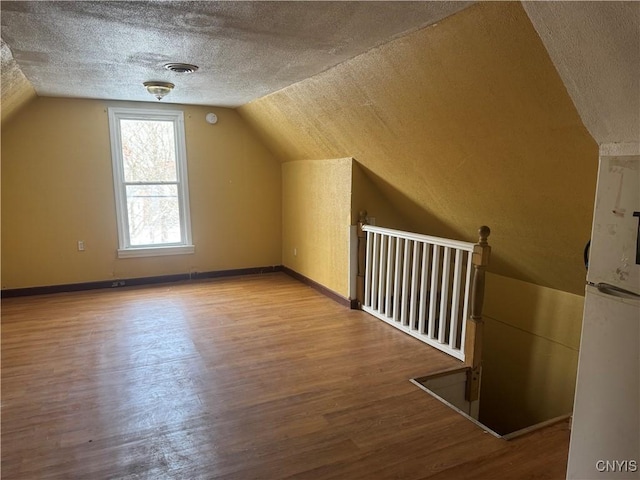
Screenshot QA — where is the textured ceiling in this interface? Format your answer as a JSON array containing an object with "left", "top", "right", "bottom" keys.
[
  {"left": 237, "top": 1, "right": 600, "bottom": 294},
  {"left": 523, "top": 1, "right": 640, "bottom": 145},
  {"left": 0, "top": 1, "right": 472, "bottom": 107},
  {"left": 1, "top": 1, "right": 636, "bottom": 146},
  {"left": 0, "top": 38, "right": 36, "bottom": 123}
]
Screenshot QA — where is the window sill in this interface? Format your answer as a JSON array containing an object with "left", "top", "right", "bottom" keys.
[{"left": 117, "top": 245, "right": 195, "bottom": 259}]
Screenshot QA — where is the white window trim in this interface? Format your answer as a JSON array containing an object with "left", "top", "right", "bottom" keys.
[
  {"left": 108, "top": 107, "right": 194, "bottom": 259},
  {"left": 117, "top": 244, "right": 195, "bottom": 258}
]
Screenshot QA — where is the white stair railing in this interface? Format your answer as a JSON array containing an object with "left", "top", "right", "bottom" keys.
[{"left": 356, "top": 215, "right": 490, "bottom": 372}]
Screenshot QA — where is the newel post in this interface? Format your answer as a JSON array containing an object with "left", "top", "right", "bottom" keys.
[
  {"left": 356, "top": 210, "right": 368, "bottom": 309},
  {"left": 465, "top": 225, "right": 491, "bottom": 402}
]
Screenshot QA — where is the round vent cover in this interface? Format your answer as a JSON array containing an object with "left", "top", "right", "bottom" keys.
[{"left": 164, "top": 63, "right": 199, "bottom": 74}]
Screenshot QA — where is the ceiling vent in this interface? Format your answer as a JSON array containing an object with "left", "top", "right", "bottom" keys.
[{"left": 164, "top": 63, "right": 199, "bottom": 74}]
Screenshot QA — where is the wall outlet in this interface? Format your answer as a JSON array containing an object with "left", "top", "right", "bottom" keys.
[
  {"left": 293, "top": 247, "right": 297, "bottom": 257},
  {"left": 77, "top": 240, "right": 85, "bottom": 251}
]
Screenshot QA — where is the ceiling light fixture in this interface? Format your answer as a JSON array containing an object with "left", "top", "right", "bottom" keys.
[{"left": 143, "top": 81, "right": 175, "bottom": 101}]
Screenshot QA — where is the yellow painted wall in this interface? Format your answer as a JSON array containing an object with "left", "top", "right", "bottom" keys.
[
  {"left": 1, "top": 97, "right": 282, "bottom": 289},
  {"left": 237, "top": 1, "right": 596, "bottom": 430},
  {"left": 351, "top": 161, "right": 413, "bottom": 230},
  {"left": 0, "top": 80, "right": 35, "bottom": 126},
  {"left": 282, "top": 158, "right": 352, "bottom": 298},
  {"left": 480, "top": 273, "right": 584, "bottom": 433},
  {"left": 280, "top": 158, "right": 411, "bottom": 300},
  {"left": 238, "top": 1, "right": 598, "bottom": 296}
]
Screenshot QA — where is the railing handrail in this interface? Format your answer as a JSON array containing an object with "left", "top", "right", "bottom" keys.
[
  {"left": 357, "top": 212, "right": 491, "bottom": 402},
  {"left": 362, "top": 225, "right": 475, "bottom": 252}
]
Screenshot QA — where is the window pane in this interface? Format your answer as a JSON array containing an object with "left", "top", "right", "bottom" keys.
[
  {"left": 120, "top": 120, "right": 177, "bottom": 182},
  {"left": 126, "top": 184, "right": 181, "bottom": 245}
]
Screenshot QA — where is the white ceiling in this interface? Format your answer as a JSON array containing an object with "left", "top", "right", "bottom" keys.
[
  {"left": 0, "top": 1, "right": 472, "bottom": 107},
  {"left": 523, "top": 1, "right": 640, "bottom": 145}
]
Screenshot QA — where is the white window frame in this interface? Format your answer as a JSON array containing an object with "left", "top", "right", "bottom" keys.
[{"left": 108, "top": 107, "right": 194, "bottom": 258}]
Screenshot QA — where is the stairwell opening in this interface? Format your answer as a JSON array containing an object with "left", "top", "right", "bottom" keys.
[{"left": 412, "top": 369, "right": 571, "bottom": 439}]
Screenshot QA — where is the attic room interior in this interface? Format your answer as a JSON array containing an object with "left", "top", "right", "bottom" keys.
[{"left": 1, "top": 1, "right": 638, "bottom": 479}]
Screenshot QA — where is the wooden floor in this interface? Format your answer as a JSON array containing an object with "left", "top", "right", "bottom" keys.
[{"left": 1, "top": 273, "right": 570, "bottom": 479}]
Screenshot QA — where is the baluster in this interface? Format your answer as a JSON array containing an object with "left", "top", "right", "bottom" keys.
[
  {"left": 409, "top": 240, "right": 420, "bottom": 330},
  {"left": 370, "top": 232, "right": 379, "bottom": 311},
  {"left": 400, "top": 239, "right": 411, "bottom": 325},
  {"left": 385, "top": 236, "right": 394, "bottom": 317},
  {"left": 438, "top": 247, "right": 451, "bottom": 344},
  {"left": 392, "top": 237, "right": 402, "bottom": 321},
  {"left": 428, "top": 245, "right": 440, "bottom": 338},
  {"left": 378, "top": 234, "right": 387, "bottom": 314},
  {"left": 449, "top": 249, "right": 463, "bottom": 349},
  {"left": 418, "top": 243, "right": 429, "bottom": 334}
]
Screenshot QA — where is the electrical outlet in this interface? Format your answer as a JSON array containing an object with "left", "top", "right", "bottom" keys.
[
  {"left": 77, "top": 240, "right": 85, "bottom": 251},
  {"left": 293, "top": 247, "right": 297, "bottom": 257}
]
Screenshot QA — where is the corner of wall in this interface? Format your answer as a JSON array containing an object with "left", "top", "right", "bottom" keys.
[{"left": 281, "top": 158, "right": 353, "bottom": 298}]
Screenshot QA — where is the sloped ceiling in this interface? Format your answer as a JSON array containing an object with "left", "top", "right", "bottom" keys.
[
  {"left": 523, "top": 1, "right": 640, "bottom": 145},
  {"left": 0, "top": 39, "right": 36, "bottom": 123},
  {"left": 1, "top": 1, "right": 636, "bottom": 143},
  {"left": 238, "top": 1, "right": 599, "bottom": 295}
]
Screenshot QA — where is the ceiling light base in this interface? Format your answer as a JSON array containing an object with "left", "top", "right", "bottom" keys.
[{"left": 143, "top": 81, "right": 175, "bottom": 101}]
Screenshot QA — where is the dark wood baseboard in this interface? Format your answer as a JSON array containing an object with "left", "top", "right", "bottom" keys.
[
  {"left": 2, "top": 266, "right": 359, "bottom": 310},
  {"left": 0, "top": 266, "right": 284, "bottom": 298},
  {"left": 192, "top": 266, "right": 283, "bottom": 280},
  {"left": 281, "top": 267, "right": 355, "bottom": 308}
]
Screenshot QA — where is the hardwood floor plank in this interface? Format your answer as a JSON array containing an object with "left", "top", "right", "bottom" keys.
[
  {"left": 422, "top": 420, "right": 571, "bottom": 480},
  {"left": 1, "top": 273, "right": 569, "bottom": 479}
]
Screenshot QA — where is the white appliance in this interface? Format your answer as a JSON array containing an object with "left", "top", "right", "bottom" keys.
[{"left": 567, "top": 145, "right": 640, "bottom": 479}]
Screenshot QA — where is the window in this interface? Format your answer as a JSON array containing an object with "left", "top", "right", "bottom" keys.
[{"left": 108, "top": 108, "right": 194, "bottom": 258}]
